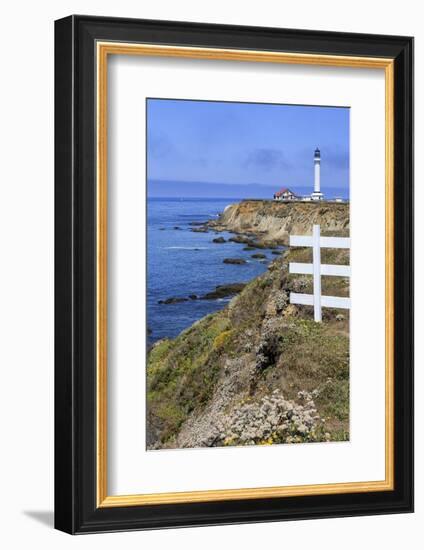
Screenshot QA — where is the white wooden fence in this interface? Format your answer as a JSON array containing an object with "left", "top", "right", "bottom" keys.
[{"left": 289, "top": 224, "right": 351, "bottom": 322}]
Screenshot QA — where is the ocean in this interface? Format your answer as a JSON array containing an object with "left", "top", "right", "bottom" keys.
[{"left": 147, "top": 198, "right": 276, "bottom": 343}]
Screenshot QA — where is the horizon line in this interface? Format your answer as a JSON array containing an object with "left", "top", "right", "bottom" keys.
[{"left": 147, "top": 179, "right": 348, "bottom": 189}]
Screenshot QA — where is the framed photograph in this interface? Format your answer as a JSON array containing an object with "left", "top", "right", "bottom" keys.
[{"left": 54, "top": 15, "right": 413, "bottom": 534}]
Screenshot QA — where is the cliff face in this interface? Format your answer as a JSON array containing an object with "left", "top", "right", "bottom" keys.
[{"left": 211, "top": 200, "right": 349, "bottom": 245}]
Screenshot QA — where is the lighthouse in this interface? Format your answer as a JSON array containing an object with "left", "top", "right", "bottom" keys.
[{"left": 311, "top": 148, "right": 324, "bottom": 201}]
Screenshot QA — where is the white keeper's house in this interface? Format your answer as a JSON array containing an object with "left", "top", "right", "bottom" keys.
[{"left": 273, "top": 187, "right": 298, "bottom": 201}]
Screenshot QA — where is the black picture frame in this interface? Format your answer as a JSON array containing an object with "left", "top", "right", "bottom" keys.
[{"left": 55, "top": 15, "right": 414, "bottom": 534}]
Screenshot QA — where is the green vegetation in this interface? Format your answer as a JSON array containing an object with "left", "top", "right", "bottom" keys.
[
  {"left": 147, "top": 314, "right": 231, "bottom": 443},
  {"left": 252, "top": 318, "right": 349, "bottom": 436}
]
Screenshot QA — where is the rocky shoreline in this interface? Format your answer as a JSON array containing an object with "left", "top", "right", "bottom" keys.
[
  {"left": 157, "top": 202, "right": 294, "bottom": 307},
  {"left": 158, "top": 283, "right": 247, "bottom": 304},
  {"left": 205, "top": 199, "right": 349, "bottom": 246}
]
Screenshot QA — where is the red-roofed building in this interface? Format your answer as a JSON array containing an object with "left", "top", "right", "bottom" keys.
[{"left": 273, "top": 187, "right": 298, "bottom": 201}]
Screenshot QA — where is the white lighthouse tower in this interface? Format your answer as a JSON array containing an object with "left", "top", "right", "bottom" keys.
[{"left": 311, "top": 148, "right": 324, "bottom": 201}]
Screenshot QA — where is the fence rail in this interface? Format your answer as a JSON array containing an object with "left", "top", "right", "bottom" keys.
[
  {"left": 290, "top": 293, "right": 351, "bottom": 310},
  {"left": 290, "top": 235, "right": 351, "bottom": 249},
  {"left": 289, "top": 224, "right": 351, "bottom": 322},
  {"left": 289, "top": 262, "right": 351, "bottom": 277}
]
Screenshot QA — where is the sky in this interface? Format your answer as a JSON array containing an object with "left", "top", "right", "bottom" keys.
[{"left": 147, "top": 98, "right": 349, "bottom": 198}]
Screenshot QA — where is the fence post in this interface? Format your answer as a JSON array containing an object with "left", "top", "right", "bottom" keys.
[{"left": 313, "top": 224, "right": 322, "bottom": 322}]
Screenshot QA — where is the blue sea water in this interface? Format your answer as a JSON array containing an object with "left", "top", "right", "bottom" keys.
[{"left": 147, "top": 198, "right": 275, "bottom": 343}]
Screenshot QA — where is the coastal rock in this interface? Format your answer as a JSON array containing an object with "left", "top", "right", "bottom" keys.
[
  {"left": 226, "top": 235, "right": 280, "bottom": 250},
  {"left": 251, "top": 253, "right": 266, "bottom": 259},
  {"left": 189, "top": 295, "right": 198, "bottom": 300},
  {"left": 271, "top": 250, "right": 282, "bottom": 255},
  {"left": 201, "top": 283, "right": 246, "bottom": 300},
  {"left": 191, "top": 227, "right": 208, "bottom": 233},
  {"left": 174, "top": 226, "right": 181, "bottom": 230},
  {"left": 251, "top": 240, "right": 278, "bottom": 250},
  {"left": 223, "top": 258, "right": 246, "bottom": 265},
  {"left": 212, "top": 237, "right": 226, "bottom": 243},
  {"left": 158, "top": 297, "right": 189, "bottom": 304},
  {"left": 228, "top": 235, "right": 251, "bottom": 244}
]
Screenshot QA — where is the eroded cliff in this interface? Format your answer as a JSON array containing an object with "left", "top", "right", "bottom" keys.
[{"left": 209, "top": 200, "right": 349, "bottom": 245}]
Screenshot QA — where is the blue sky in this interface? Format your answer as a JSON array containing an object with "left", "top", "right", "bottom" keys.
[{"left": 147, "top": 98, "right": 349, "bottom": 197}]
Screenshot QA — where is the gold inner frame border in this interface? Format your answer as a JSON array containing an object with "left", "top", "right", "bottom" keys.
[{"left": 96, "top": 42, "right": 394, "bottom": 508}]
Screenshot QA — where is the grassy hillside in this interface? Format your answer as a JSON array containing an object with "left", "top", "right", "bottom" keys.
[{"left": 147, "top": 244, "right": 350, "bottom": 449}]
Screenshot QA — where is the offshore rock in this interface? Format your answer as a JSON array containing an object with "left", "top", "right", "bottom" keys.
[
  {"left": 201, "top": 283, "right": 246, "bottom": 300},
  {"left": 158, "top": 297, "right": 189, "bottom": 304},
  {"left": 223, "top": 258, "right": 246, "bottom": 265}
]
